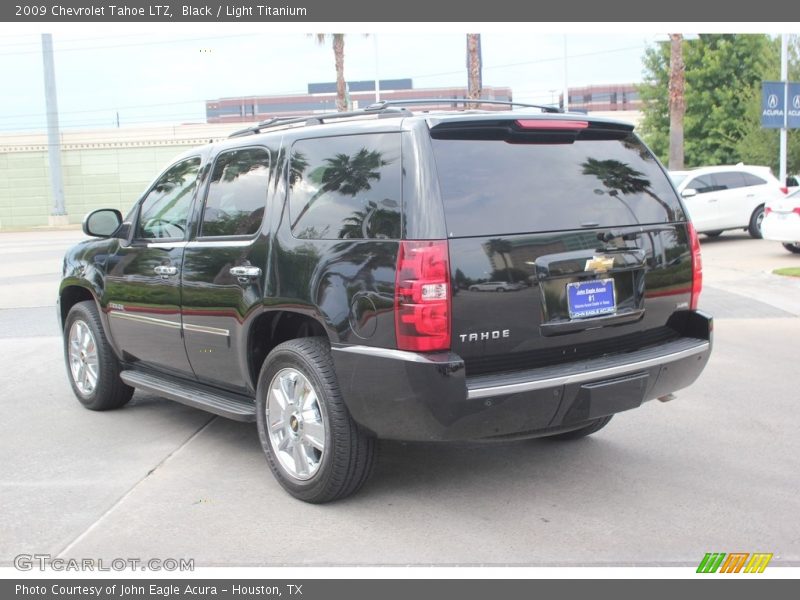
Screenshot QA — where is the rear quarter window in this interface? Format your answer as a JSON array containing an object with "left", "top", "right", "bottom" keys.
[
  {"left": 431, "top": 132, "right": 684, "bottom": 237},
  {"left": 288, "top": 133, "right": 402, "bottom": 240}
]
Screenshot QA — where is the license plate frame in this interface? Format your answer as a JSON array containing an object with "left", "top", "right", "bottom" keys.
[{"left": 566, "top": 278, "right": 617, "bottom": 319}]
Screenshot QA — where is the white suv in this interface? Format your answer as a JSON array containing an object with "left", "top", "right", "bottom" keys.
[{"left": 669, "top": 165, "right": 785, "bottom": 239}]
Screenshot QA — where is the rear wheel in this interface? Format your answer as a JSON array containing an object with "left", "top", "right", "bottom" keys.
[
  {"left": 748, "top": 205, "right": 765, "bottom": 238},
  {"left": 545, "top": 415, "right": 613, "bottom": 441},
  {"left": 256, "top": 337, "right": 376, "bottom": 503},
  {"left": 63, "top": 300, "right": 133, "bottom": 411},
  {"left": 782, "top": 243, "right": 800, "bottom": 254}
]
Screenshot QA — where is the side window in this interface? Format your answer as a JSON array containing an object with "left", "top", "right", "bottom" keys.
[
  {"left": 744, "top": 172, "right": 767, "bottom": 187},
  {"left": 687, "top": 175, "right": 717, "bottom": 194},
  {"left": 137, "top": 157, "right": 201, "bottom": 240},
  {"left": 201, "top": 147, "right": 270, "bottom": 237},
  {"left": 288, "top": 133, "right": 402, "bottom": 240},
  {"left": 714, "top": 172, "right": 746, "bottom": 190}
]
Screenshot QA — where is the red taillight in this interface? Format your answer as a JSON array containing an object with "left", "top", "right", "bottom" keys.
[
  {"left": 687, "top": 222, "right": 703, "bottom": 310},
  {"left": 515, "top": 119, "right": 589, "bottom": 130},
  {"left": 765, "top": 207, "right": 772, "bottom": 215},
  {"left": 395, "top": 240, "right": 451, "bottom": 352},
  {"left": 793, "top": 207, "right": 800, "bottom": 216},
  {"left": 780, "top": 186, "right": 789, "bottom": 195}
]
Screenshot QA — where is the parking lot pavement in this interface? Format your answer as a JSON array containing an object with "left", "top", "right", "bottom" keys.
[{"left": 1, "top": 230, "right": 799, "bottom": 567}]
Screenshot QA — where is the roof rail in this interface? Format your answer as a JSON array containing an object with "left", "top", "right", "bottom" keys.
[
  {"left": 364, "top": 98, "right": 562, "bottom": 113},
  {"left": 227, "top": 105, "right": 412, "bottom": 138}
]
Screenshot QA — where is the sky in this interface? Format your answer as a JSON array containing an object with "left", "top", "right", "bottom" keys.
[{"left": 0, "top": 28, "right": 666, "bottom": 133}]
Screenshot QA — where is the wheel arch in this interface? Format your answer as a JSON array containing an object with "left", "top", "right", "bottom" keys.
[
  {"left": 59, "top": 282, "right": 100, "bottom": 330},
  {"left": 246, "top": 309, "right": 332, "bottom": 391}
]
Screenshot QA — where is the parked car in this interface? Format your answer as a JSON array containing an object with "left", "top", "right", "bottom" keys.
[
  {"left": 763, "top": 188, "right": 800, "bottom": 254},
  {"left": 59, "top": 101, "right": 712, "bottom": 503},
  {"left": 468, "top": 281, "right": 525, "bottom": 292},
  {"left": 669, "top": 165, "right": 785, "bottom": 239}
]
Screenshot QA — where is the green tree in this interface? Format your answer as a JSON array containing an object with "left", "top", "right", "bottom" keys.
[
  {"left": 735, "top": 37, "right": 800, "bottom": 177},
  {"left": 640, "top": 34, "right": 777, "bottom": 167}
]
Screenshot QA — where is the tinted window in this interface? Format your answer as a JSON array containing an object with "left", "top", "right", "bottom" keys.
[
  {"left": 687, "top": 175, "right": 717, "bottom": 194},
  {"left": 714, "top": 171, "right": 746, "bottom": 190},
  {"left": 201, "top": 147, "right": 270, "bottom": 237},
  {"left": 431, "top": 133, "right": 684, "bottom": 237},
  {"left": 288, "top": 133, "right": 402, "bottom": 240},
  {"left": 137, "top": 157, "right": 201, "bottom": 240},
  {"left": 744, "top": 172, "right": 768, "bottom": 187}
]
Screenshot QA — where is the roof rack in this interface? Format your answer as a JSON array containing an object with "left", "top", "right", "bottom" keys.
[
  {"left": 364, "top": 98, "right": 562, "bottom": 113},
  {"left": 226, "top": 97, "right": 561, "bottom": 138},
  {"left": 227, "top": 105, "right": 412, "bottom": 138}
]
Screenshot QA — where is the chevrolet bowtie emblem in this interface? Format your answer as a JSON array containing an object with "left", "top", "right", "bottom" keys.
[{"left": 585, "top": 255, "right": 615, "bottom": 273}]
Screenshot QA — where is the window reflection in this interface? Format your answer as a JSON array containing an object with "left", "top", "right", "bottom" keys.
[{"left": 201, "top": 147, "right": 271, "bottom": 237}]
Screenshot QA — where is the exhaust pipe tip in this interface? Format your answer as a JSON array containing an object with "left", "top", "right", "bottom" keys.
[{"left": 657, "top": 393, "right": 676, "bottom": 403}]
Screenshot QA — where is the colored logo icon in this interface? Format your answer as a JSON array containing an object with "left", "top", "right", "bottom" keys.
[{"left": 697, "top": 552, "right": 773, "bottom": 573}]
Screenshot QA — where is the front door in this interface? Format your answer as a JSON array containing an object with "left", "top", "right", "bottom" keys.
[
  {"left": 181, "top": 146, "right": 272, "bottom": 393},
  {"left": 104, "top": 156, "right": 202, "bottom": 377}
]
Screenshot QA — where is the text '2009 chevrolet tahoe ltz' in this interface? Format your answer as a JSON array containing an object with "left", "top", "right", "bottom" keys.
[{"left": 59, "top": 101, "right": 712, "bottom": 503}]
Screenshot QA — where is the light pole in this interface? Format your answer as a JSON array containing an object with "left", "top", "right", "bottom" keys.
[{"left": 42, "top": 33, "right": 67, "bottom": 224}]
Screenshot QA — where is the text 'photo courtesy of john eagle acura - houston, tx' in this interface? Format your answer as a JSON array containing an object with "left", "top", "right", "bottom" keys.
[{"left": 58, "top": 100, "right": 712, "bottom": 503}]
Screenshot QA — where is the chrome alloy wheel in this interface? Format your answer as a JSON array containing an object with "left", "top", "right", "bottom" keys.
[
  {"left": 266, "top": 368, "right": 326, "bottom": 481},
  {"left": 68, "top": 320, "right": 99, "bottom": 395}
]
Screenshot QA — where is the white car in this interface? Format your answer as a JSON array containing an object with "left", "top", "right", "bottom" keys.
[
  {"left": 669, "top": 165, "right": 785, "bottom": 239},
  {"left": 763, "top": 188, "right": 800, "bottom": 254}
]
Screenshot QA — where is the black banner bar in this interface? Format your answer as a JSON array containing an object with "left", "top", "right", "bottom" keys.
[
  {"left": 0, "top": 0, "right": 797, "bottom": 22},
  {"left": 4, "top": 579, "right": 800, "bottom": 600}
]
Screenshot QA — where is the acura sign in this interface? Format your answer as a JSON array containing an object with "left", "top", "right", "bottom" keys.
[{"left": 762, "top": 81, "right": 800, "bottom": 129}]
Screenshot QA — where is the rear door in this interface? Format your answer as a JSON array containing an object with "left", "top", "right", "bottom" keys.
[
  {"left": 429, "top": 119, "right": 691, "bottom": 376},
  {"left": 711, "top": 171, "right": 748, "bottom": 228},
  {"left": 180, "top": 146, "right": 272, "bottom": 393}
]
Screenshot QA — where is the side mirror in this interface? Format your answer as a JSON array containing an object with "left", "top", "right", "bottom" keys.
[
  {"left": 681, "top": 188, "right": 698, "bottom": 199},
  {"left": 83, "top": 209, "right": 122, "bottom": 238}
]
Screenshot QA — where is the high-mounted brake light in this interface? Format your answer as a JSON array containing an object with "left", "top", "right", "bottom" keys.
[
  {"left": 395, "top": 240, "right": 451, "bottom": 352},
  {"left": 687, "top": 222, "right": 703, "bottom": 311},
  {"left": 515, "top": 119, "right": 589, "bottom": 130}
]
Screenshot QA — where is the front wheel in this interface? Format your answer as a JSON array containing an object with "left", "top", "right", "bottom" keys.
[
  {"left": 748, "top": 205, "right": 765, "bottom": 239},
  {"left": 256, "top": 337, "right": 376, "bottom": 503},
  {"left": 63, "top": 300, "right": 133, "bottom": 411},
  {"left": 782, "top": 242, "right": 800, "bottom": 254}
]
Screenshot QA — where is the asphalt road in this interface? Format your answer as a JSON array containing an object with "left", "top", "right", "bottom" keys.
[{"left": 1, "top": 228, "right": 799, "bottom": 567}]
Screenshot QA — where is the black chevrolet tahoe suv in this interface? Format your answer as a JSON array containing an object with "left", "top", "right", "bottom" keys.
[{"left": 59, "top": 101, "right": 712, "bottom": 503}]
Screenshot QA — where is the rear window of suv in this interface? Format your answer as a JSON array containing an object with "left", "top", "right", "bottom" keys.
[{"left": 431, "top": 132, "right": 684, "bottom": 237}]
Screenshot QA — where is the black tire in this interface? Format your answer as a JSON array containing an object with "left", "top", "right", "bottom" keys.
[
  {"left": 545, "top": 415, "right": 613, "bottom": 441},
  {"left": 748, "top": 205, "right": 765, "bottom": 238},
  {"left": 63, "top": 300, "right": 133, "bottom": 411},
  {"left": 469, "top": 286, "right": 479, "bottom": 292},
  {"left": 704, "top": 231, "right": 723, "bottom": 238},
  {"left": 496, "top": 287, "right": 506, "bottom": 292},
  {"left": 783, "top": 243, "right": 800, "bottom": 254},
  {"left": 255, "top": 337, "right": 377, "bottom": 503}
]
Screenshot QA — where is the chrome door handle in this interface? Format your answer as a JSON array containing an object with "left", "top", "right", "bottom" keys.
[
  {"left": 229, "top": 266, "right": 262, "bottom": 277},
  {"left": 154, "top": 265, "right": 178, "bottom": 277},
  {"left": 708, "top": 198, "right": 718, "bottom": 203}
]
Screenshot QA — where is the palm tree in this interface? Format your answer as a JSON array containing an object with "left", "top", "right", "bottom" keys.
[
  {"left": 581, "top": 158, "right": 676, "bottom": 221},
  {"left": 291, "top": 148, "right": 389, "bottom": 230},
  {"left": 314, "top": 34, "right": 347, "bottom": 112},
  {"left": 466, "top": 34, "right": 482, "bottom": 108},
  {"left": 668, "top": 33, "right": 685, "bottom": 170}
]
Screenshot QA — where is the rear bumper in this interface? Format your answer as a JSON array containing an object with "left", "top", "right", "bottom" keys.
[
  {"left": 762, "top": 214, "right": 800, "bottom": 243},
  {"left": 331, "top": 311, "right": 713, "bottom": 442}
]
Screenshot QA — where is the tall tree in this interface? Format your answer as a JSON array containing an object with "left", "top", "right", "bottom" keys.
[
  {"left": 640, "top": 34, "right": 777, "bottom": 168},
  {"left": 466, "top": 34, "right": 482, "bottom": 107},
  {"left": 667, "top": 34, "right": 685, "bottom": 170},
  {"left": 314, "top": 34, "right": 347, "bottom": 112},
  {"left": 735, "top": 36, "right": 800, "bottom": 177}
]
